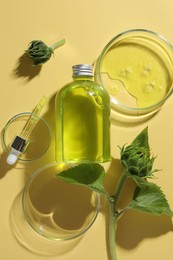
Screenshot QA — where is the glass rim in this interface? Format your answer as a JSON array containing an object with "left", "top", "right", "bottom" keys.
[
  {"left": 2, "top": 112, "right": 52, "bottom": 162},
  {"left": 95, "top": 28, "right": 173, "bottom": 113},
  {"left": 22, "top": 161, "right": 100, "bottom": 241}
]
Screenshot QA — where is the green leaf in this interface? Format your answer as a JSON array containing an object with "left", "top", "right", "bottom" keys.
[
  {"left": 128, "top": 182, "right": 173, "bottom": 216},
  {"left": 55, "top": 163, "right": 106, "bottom": 194},
  {"left": 131, "top": 126, "right": 149, "bottom": 148}
]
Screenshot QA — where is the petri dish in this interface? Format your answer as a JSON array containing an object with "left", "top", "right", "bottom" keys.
[
  {"left": 95, "top": 29, "right": 173, "bottom": 118},
  {"left": 10, "top": 162, "right": 100, "bottom": 255},
  {"left": 2, "top": 112, "right": 51, "bottom": 162}
]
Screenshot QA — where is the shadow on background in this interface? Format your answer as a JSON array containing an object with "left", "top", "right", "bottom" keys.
[
  {"left": 110, "top": 108, "right": 159, "bottom": 128},
  {"left": 102, "top": 157, "right": 173, "bottom": 254},
  {"left": 104, "top": 158, "right": 136, "bottom": 207},
  {"left": 0, "top": 151, "right": 17, "bottom": 178},
  {"left": 116, "top": 209, "right": 173, "bottom": 249},
  {"left": 12, "top": 53, "right": 42, "bottom": 82},
  {"left": 10, "top": 188, "right": 97, "bottom": 257}
]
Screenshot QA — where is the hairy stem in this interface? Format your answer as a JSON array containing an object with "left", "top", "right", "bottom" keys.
[
  {"left": 113, "top": 172, "right": 128, "bottom": 208},
  {"left": 106, "top": 172, "right": 128, "bottom": 260},
  {"left": 108, "top": 198, "right": 118, "bottom": 260}
]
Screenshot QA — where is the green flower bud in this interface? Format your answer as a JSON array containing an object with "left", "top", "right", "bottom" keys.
[
  {"left": 26, "top": 38, "right": 65, "bottom": 65},
  {"left": 120, "top": 143, "right": 155, "bottom": 178},
  {"left": 26, "top": 40, "right": 52, "bottom": 65}
]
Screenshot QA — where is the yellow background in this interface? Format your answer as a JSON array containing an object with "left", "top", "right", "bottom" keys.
[{"left": 0, "top": 0, "right": 173, "bottom": 259}]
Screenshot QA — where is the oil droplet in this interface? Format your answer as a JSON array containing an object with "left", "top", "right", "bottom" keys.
[
  {"left": 119, "top": 66, "right": 133, "bottom": 77},
  {"left": 143, "top": 81, "right": 156, "bottom": 93},
  {"left": 108, "top": 83, "right": 119, "bottom": 95},
  {"left": 143, "top": 62, "right": 152, "bottom": 74}
]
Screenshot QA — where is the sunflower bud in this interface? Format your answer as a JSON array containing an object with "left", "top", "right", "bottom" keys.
[
  {"left": 120, "top": 128, "right": 156, "bottom": 178},
  {"left": 26, "top": 38, "right": 65, "bottom": 65}
]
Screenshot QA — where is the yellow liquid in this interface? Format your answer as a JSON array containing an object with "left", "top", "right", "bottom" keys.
[
  {"left": 101, "top": 37, "right": 172, "bottom": 108},
  {"left": 55, "top": 79, "right": 110, "bottom": 163}
]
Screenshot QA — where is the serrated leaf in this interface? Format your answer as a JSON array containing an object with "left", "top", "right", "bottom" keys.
[
  {"left": 132, "top": 127, "right": 149, "bottom": 148},
  {"left": 56, "top": 163, "right": 106, "bottom": 194},
  {"left": 128, "top": 182, "right": 173, "bottom": 216}
]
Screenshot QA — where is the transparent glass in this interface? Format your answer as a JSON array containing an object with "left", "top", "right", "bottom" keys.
[
  {"left": 55, "top": 76, "right": 111, "bottom": 163},
  {"left": 10, "top": 162, "right": 100, "bottom": 255},
  {"left": 2, "top": 112, "right": 51, "bottom": 162},
  {"left": 95, "top": 29, "right": 173, "bottom": 119}
]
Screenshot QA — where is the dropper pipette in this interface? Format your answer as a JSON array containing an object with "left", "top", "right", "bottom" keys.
[{"left": 7, "top": 96, "right": 47, "bottom": 165}]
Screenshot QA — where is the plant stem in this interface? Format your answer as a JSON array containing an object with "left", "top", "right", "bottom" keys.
[
  {"left": 50, "top": 38, "right": 66, "bottom": 50},
  {"left": 113, "top": 172, "right": 128, "bottom": 208},
  {"left": 106, "top": 172, "right": 128, "bottom": 260},
  {"left": 108, "top": 198, "right": 118, "bottom": 260}
]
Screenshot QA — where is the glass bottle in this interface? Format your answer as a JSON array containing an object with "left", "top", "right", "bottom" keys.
[{"left": 55, "top": 64, "right": 111, "bottom": 163}]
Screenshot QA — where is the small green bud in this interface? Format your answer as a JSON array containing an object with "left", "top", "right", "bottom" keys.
[
  {"left": 119, "top": 128, "right": 157, "bottom": 178},
  {"left": 128, "top": 166, "right": 139, "bottom": 176},
  {"left": 26, "top": 38, "right": 65, "bottom": 65}
]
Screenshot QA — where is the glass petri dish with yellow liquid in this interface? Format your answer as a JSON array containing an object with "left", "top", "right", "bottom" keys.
[{"left": 95, "top": 29, "right": 173, "bottom": 119}]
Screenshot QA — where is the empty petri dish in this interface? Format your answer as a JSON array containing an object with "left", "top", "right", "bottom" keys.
[{"left": 10, "top": 162, "right": 100, "bottom": 255}]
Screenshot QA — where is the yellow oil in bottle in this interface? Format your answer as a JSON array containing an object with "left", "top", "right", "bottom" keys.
[{"left": 55, "top": 65, "right": 110, "bottom": 163}]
